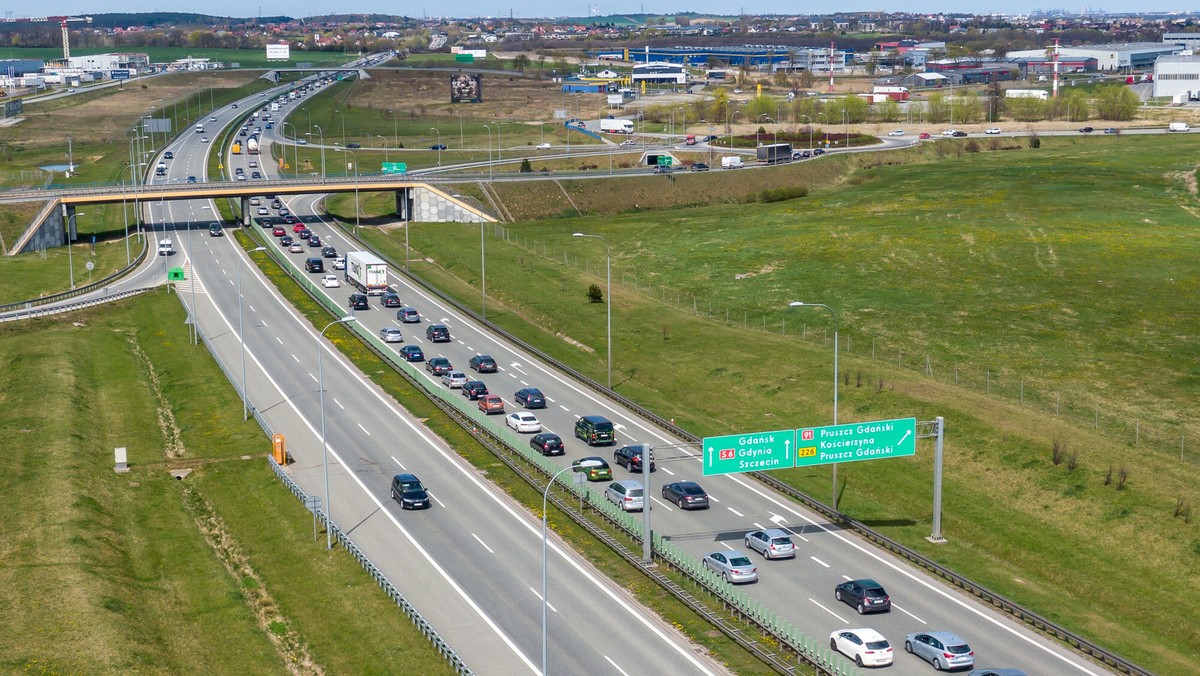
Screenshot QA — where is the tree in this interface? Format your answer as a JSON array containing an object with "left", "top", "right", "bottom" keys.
[
  {"left": 1093, "top": 84, "right": 1140, "bottom": 120},
  {"left": 513, "top": 54, "right": 530, "bottom": 72},
  {"left": 875, "top": 98, "right": 901, "bottom": 123},
  {"left": 926, "top": 93, "right": 949, "bottom": 123},
  {"left": 520, "top": 158, "right": 532, "bottom": 172},
  {"left": 1006, "top": 96, "right": 1046, "bottom": 121},
  {"left": 587, "top": 284, "right": 603, "bottom": 303}
]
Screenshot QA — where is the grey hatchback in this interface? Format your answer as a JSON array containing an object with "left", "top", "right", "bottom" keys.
[
  {"left": 904, "top": 631, "right": 974, "bottom": 671},
  {"left": 743, "top": 528, "right": 796, "bottom": 560}
]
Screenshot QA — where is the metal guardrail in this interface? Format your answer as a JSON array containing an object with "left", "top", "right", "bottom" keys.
[
  {"left": 0, "top": 236, "right": 150, "bottom": 313},
  {"left": 0, "top": 286, "right": 154, "bottom": 323},
  {"left": 337, "top": 228, "right": 1150, "bottom": 676}
]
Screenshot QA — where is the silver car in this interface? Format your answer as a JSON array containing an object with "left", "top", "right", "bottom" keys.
[
  {"left": 743, "top": 528, "right": 796, "bottom": 560},
  {"left": 379, "top": 327, "right": 403, "bottom": 343},
  {"left": 441, "top": 371, "right": 468, "bottom": 388},
  {"left": 905, "top": 631, "right": 974, "bottom": 671},
  {"left": 702, "top": 550, "right": 757, "bottom": 584}
]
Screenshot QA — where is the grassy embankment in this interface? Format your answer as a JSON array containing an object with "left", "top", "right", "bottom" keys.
[
  {"left": 0, "top": 291, "right": 456, "bottom": 674},
  {"left": 336, "top": 133, "right": 1198, "bottom": 673}
]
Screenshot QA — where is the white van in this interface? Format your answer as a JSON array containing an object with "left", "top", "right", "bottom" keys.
[
  {"left": 721, "top": 156, "right": 744, "bottom": 169},
  {"left": 157, "top": 238, "right": 175, "bottom": 256},
  {"left": 1168, "top": 122, "right": 1190, "bottom": 132}
]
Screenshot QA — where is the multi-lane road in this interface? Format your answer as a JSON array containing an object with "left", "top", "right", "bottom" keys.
[{"left": 33, "top": 71, "right": 1122, "bottom": 675}]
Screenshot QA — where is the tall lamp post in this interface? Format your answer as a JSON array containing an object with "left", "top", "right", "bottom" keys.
[
  {"left": 800, "top": 114, "right": 814, "bottom": 151},
  {"left": 572, "top": 233, "right": 612, "bottom": 390},
  {"left": 65, "top": 210, "right": 84, "bottom": 289},
  {"left": 818, "top": 112, "right": 830, "bottom": 147},
  {"left": 430, "top": 127, "right": 441, "bottom": 166},
  {"left": 239, "top": 246, "right": 268, "bottom": 420},
  {"left": 308, "top": 124, "right": 326, "bottom": 179},
  {"left": 282, "top": 122, "right": 301, "bottom": 177},
  {"left": 483, "top": 124, "right": 494, "bottom": 181},
  {"left": 319, "top": 316, "right": 357, "bottom": 550},
  {"left": 842, "top": 110, "right": 849, "bottom": 149},
  {"left": 335, "top": 147, "right": 360, "bottom": 236},
  {"left": 388, "top": 109, "right": 398, "bottom": 148},
  {"left": 542, "top": 459, "right": 600, "bottom": 676},
  {"left": 333, "top": 109, "right": 346, "bottom": 147},
  {"left": 789, "top": 301, "right": 839, "bottom": 508},
  {"left": 376, "top": 135, "right": 389, "bottom": 164}
]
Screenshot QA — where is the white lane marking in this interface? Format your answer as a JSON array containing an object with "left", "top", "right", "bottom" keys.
[
  {"left": 309, "top": 373, "right": 317, "bottom": 383},
  {"left": 291, "top": 353, "right": 300, "bottom": 363},
  {"left": 810, "top": 556, "right": 831, "bottom": 568},
  {"left": 752, "top": 522, "right": 765, "bottom": 531},
  {"left": 528, "top": 588, "right": 557, "bottom": 613},
  {"left": 894, "top": 604, "right": 926, "bottom": 624},
  {"left": 842, "top": 574, "right": 854, "bottom": 581},
  {"left": 770, "top": 514, "right": 809, "bottom": 542},
  {"left": 707, "top": 495, "right": 720, "bottom": 503},
  {"left": 472, "top": 533, "right": 495, "bottom": 554},
  {"left": 389, "top": 455, "right": 406, "bottom": 470},
  {"left": 334, "top": 398, "right": 344, "bottom": 410},
  {"left": 510, "top": 363, "right": 528, "bottom": 375},
  {"left": 660, "top": 467, "right": 676, "bottom": 476},
  {"left": 248, "top": 305, "right": 256, "bottom": 312},
  {"left": 720, "top": 542, "right": 737, "bottom": 551},
  {"left": 603, "top": 656, "right": 632, "bottom": 676},
  {"left": 727, "top": 507, "right": 743, "bottom": 517},
  {"left": 559, "top": 405, "right": 570, "bottom": 412},
  {"left": 275, "top": 336, "right": 283, "bottom": 345},
  {"left": 650, "top": 496, "right": 673, "bottom": 511},
  {"left": 520, "top": 380, "right": 529, "bottom": 387},
  {"left": 508, "top": 373, "right": 517, "bottom": 379},
  {"left": 809, "top": 598, "right": 848, "bottom": 624},
  {"left": 357, "top": 423, "right": 371, "bottom": 436},
  {"left": 430, "top": 493, "right": 447, "bottom": 509}
]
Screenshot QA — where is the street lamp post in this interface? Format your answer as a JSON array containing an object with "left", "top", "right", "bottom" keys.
[
  {"left": 542, "top": 459, "right": 600, "bottom": 676},
  {"left": 333, "top": 109, "right": 346, "bottom": 147},
  {"left": 572, "top": 233, "right": 612, "bottom": 390},
  {"left": 309, "top": 124, "right": 326, "bottom": 179},
  {"left": 65, "top": 210, "right": 84, "bottom": 289},
  {"left": 335, "top": 147, "right": 360, "bottom": 236},
  {"left": 239, "top": 246, "right": 268, "bottom": 420},
  {"left": 818, "top": 113, "right": 830, "bottom": 148},
  {"left": 319, "top": 316, "right": 357, "bottom": 550},
  {"left": 789, "top": 301, "right": 839, "bottom": 508},
  {"left": 282, "top": 122, "right": 300, "bottom": 177},
  {"left": 430, "top": 127, "right": 441, "bottom": 166},
  {"left": 388, "top": 109, "right": 398, "bottom": 148},
  {"left": 800, "top": 114, "right": 814, "bottom": 151},
  {"left": 842, "top": 110, "right": 849, "bottom": 149},
  {"left": 483, "top": 124, "right": 494, "bottom": 181},
  {"left": 376, "top": 135, "right": 388, "bottom": 164}
]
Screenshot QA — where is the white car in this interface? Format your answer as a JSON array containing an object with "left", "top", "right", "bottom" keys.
[
  {"left": 256, "top": 207, "right": 269, "bottom": 215},
  {"left": 619, "top": 139, "right": 637, "bottom": 147},
  {"left": 379, "top": 326, "right": 403, "bottom": 343},
  {"left": 288, "top": 242, "right": 304, "bottom": 253},
  {"left": 535, "top": 142, "right": 551, "bottom": 149},
  {"left": 250, "top": 197, "right": 261, "bottom": 206},
  {"left": 505, "top": 412, "right": 542, "bottom": 433},
  {"left": 985, "top": 127, "right": 1002, "bottom": 134},
  {"left": 830, "top": 628, "right": 893, "bottom": 668},
  {"left": 941, "top": 129, "right": 957, "bottom": 137},
  {"left": 200, "top": 137, "right": 209, "bottom": 143},
  {"left": 297, "top": 138, "right": 308, "bottom": 145},
  {"left": 249, "top": 160, "right": 258, "bottom": 168},
  {"left": 333, "top": 257, "right": 346, "bottom": 270},
  {"left": 887, "top": 129, "right": 905, "bottom": 137},
  {"left": 441, "top": 371, "right": 468, "bottom": 388},
  {"left": 320, "top": 275, "right": 340, "bottom": 288}
]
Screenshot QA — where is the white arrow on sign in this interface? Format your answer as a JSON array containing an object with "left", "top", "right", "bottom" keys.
[
  {"left": 784, "top": 437, "right": 791, "bottom": 460},
  {"left": 897, "top": 429, "right": 912, "bottom": 447}
]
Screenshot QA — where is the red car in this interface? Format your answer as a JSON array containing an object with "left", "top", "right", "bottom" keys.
[
  {"left": 918, "top": 132, "right": 931, "bottom": 139},
  {"left": 292, "top": 223, "right": 307, "bottom": 233},
  {"left": 478, "top": 395, "right": 505, "bottom": 415},
  {"left": 272, "top": 226, "right": 286, "bottom": 237}
]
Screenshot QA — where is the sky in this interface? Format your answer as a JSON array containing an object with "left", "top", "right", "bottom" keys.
[{"left": 35, "top": 3, "right": 1186, "bottom": 20}]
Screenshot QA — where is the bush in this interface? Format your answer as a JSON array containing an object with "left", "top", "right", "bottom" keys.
[
  {"left": 587, "top": 284, "right": 603, "bottom": 303},
  {"left": 519, "top": 158, "right": 532, "bottom": 173},
  {"left": 756, "top": 185, "right": 809, "bottom": 203}
]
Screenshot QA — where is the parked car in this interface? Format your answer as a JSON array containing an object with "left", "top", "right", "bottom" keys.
[
  {"left": 349, "top": 293, "right": 369, "bottom": 310},
  {"left": 904, "top": 632, "right": 974, "bottom": 671},
  {"left": 744, "top": 529, "right": 796, "bottom": 560},
  {"left": 468, "top": 354, "right": 498, "bottom": 373},
  {"left": 830, "top": 628, "right": 894, "bottom": 668},
  {"left": 381, "top": 292, "right": 402, "bottom": 308},
  {"left": 613, "top": 445, "right": 655, "bottom": 472},
  {"left": 390, "top": 473, "right": 430, "bottom": 510},
  {"left": 399, "top": 345, "right": 424, "bottom": 362},
  {"left": 604, "top": 479, "right": 644, "bottom": 512},
  {"left": 575, "top": 415, "right": 615, "bottom": 446},
  {"left": 461, "top": 380, "right": 488, "bottom": 400},
  {"left": 514, "top": 387, "right": 546, "bottom": 409},
  {"left": 530, "top": 433, "right": 564, "bottom": 456},
  {"left": 701, "top": 551, "right": 757, "bottom": 584},
  {"left": 397, "top": 307, "right": 421, "bottom": 323},
  {"left": 379, "top": 327, "right": 403, "bottom": 343},
  {"left": 441, "top": 371, "right": 468, "bottom": 388},
  {"left": 574, "top": 456, "right": 612, "bottom": 482},
  {"left": 505, "top": 411, "right": 541, "bottom": 433},
  {"left": 835, "top": 579, "right": 891, "bottom": 614},
  {"left": 425, "top": 357, "right": 452, "bottom": 376},
  {"left": 320, "top": 275, "right": 340, "bottom": 288},
  {"left": 661, "top": 481, "right": 709, "bottom": 509},
  {"left": 426, "top": 324, "right": 450, "bottom": 342},
  {"left": 477, "top": 395, "right": 505, "bottom": 415}
]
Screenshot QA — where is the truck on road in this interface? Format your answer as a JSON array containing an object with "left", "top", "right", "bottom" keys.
[
  {"left": 345, "top": 251, "right": 389, "bottom": 295},
  {"left": 756, "top": 143, "right": 794, "bottom": 164},
  {"left": 246, "top": 136, "right": 260, "bottom": 155},
  {"left": 1169, "top": 121, "right": 1190, "bottom": 132},
  {"left": 231, "top": 141, "right": 242, "bottom": 154},
  {"left": 599, "top": 118, "right": 635, "bottom": 134}
]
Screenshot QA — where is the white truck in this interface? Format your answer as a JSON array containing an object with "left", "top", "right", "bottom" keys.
[
  {"left": 599, "top": 118, "right": 635, "bottom": 134},
  {"left": 1168, "top": 121, "right": 1190, "bottom": 132},
  {"left": 344, "top": 251, "right": 389, "bottom": 295},
  {"left": 721, "top": 156, "right": 744, "bottom": 169}
]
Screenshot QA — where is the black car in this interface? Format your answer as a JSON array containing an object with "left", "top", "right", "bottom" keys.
[
  {"left": 614, "top": 445, "right": 656, "bottom": 472},
  {"left": 279, "top": 235, "right": 294, "bottom": 246},
  {"left": 661, "top": 481, "right": 709, "bottom": 509},
  {"left": 187, "top": 175, "right": 197, "bottom": 183},
  {"left": 468, "top": 354, "right": 498, "bottom": 373},
  {"left": 425, "top": 357, "right": 452, "bottom": 376},
  {"left": 703, "top": 134, "right": 719, "bottom": 141},
  {"left": 251, "top": 171, "right": 262, "bottom": 179},
  {"left": 461, "top": 380, "right": 489, "bottom": 400},
  {"left": 307, "top": 235, "right": 321, "bottom": 247},
  {"left": 163, "top": 151, "right": 174, "bottom": 160},
  {"left": 426, "top": 324, "right": 450, "bottom": 342},
  {"left": 296, "top": 228, "right": 312, "bottom": 240},
  {"left": 514, "top": 387, "right": 546, "bottom": 409},
  {"left": 430, "top": 144, "right": 447, "bottom": 150},
  {"left": 530, "top": 433, "right": 565, "bottom": 456},
  {"left": 345, "top": 142, "right": 361, "bottom": 148},
  {"left": 349, "top": 293, "right": 369, "bottom": 310},
  {"left": 812, "top": 148, "right": 826, "bottom": 156},
  {"left": 381, "top": 292, "right": 402, "bottom": 308},
  {"left": 390, "top": 473, "right": 430, "bottom": 510},
  {"left": 399, "top": 345, "right": 424, "bottom": 362},
  {"left": 834, "top": 579, "right": 891, "bottom": 615},
  {"left": 304, "top": 257, "right": 324, "bottom": 273},
  {"left": 322, "top": 246, "right": 338, "bottom": 258},
  {"left": 690, "top": 162, "right": 710, "bottom": 171},
  {"left": 208, "top": 223, "right": 223, "bottom": 237},
  {"left": 1078, "top": 126, "right": 1095, "bottom": 133},
  {"left": 951, "top": 130, "right": 968, "bottom": 137}
]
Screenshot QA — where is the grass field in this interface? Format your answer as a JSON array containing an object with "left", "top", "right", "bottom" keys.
[
  {"left": 0, "top": 292, "right": 455, "bottom": 674},
  {"left": 342, "top": 134, "right": 1200, "bottom": 673}
]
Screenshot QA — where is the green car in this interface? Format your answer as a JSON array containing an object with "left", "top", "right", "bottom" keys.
[{"left": 575, "top": 457, "right": 612, "bottom": 482}]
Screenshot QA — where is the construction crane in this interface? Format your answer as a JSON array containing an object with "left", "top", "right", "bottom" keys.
[{"left": 0, "top": 16, "right": 93, "bottom": 60}]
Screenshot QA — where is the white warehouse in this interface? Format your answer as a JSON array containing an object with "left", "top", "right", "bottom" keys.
[
  {"left": 1007, "top": 43, "right": 1178, "bottom": 71},
  {"left": 1153, "top": 55, "right": 1200, "bottom": 102},
  {"left": 631, "top": 62, "right": 686, "bottom": 85}
]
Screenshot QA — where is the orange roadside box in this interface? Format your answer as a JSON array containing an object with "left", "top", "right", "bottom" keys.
[{"left": 272, "top": 434, "right": 286, "bottom": 464}]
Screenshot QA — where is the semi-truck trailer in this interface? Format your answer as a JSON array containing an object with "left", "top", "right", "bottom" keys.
[
  {"left": 756, "top": 143, "right": 794, "bottom": 164},
  {"left": 246, "top": 137, "right": 260, "bottom": 155},
  {"left": 599, "top": 118, "right": 635, "bottom": 134},
  {"left": 344, "top": 251, "right": 389, "bottom": 295}
]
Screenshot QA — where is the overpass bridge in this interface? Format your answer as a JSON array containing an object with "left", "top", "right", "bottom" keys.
[
  {"left": 261, "top": 67, "right": 370, "bottom": 82},
  {"left": 7, "top": 176, "right": 495, "bottom": 255}
]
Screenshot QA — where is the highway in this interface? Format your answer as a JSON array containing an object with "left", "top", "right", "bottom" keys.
[{"left": 145, "top": 75, "right": 727, "bottom": 675}]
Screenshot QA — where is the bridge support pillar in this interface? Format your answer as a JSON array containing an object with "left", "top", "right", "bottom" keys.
[
  {"left": 240, "top": 196, "right": 251, "bottom": 227},
  {"left": 395, "top": 188, "right": 414, "bottom": 222}
]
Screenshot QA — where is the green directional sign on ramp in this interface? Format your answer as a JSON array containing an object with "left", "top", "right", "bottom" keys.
[
  {"left": 703, "top": 429, "right": 795, "bottom": 476},
  {"left": 382, "top": 162, "right": 408, "bottom": 175},
  {"left": 795, "top": 417, "right": 917, "bottom": 468}
]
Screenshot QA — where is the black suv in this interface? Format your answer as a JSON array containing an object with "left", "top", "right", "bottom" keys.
[
  {"left": 514, "top": 387, "right": 545, "bottom": 409},
  {"left": 381, "top": 292, "right": 402, "bottom": 308},
  {"left": 390, "top": 473, "right": 430, "bottom": 510},
  {"left": 304, "top": 257, "right": 324, "bottom": 273},
  {"left": 425, "top": 357, "right": 452, "bottom": 376},
  {"left": 575, "top": 415, "right": 616, "bottom": 446},
  {"left": 834, "top": 579, "right": 891, "bottom": 614},
  {"left": 349, "top": 293, "right": 369, "bottom": 310},
  {"left": 426, "top": 324, "right": 450, "bottom": 342},
  {"left": 614, "top": 445, "right": 656, "bottom": 472},
  {"left": 468, "top": 354, "right": 498, "bottom": 373},
  {"left": 461, "top": 380, "right": 488, "bottom": 400}
]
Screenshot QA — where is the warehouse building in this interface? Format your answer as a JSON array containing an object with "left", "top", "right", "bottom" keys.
[
  {"left": 631, "top": 62, "right": 687, "bottom": 85},
  {"left": 1007, "top": 43, "right": 1179, "bottom": 71},
  {"left": 1153, "top": 54, "right": 1200, "bottom": 101}
]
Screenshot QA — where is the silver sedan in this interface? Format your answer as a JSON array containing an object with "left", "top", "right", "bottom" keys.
[{"left": 701, "top": 551, "right": 757, "bottom": 584}]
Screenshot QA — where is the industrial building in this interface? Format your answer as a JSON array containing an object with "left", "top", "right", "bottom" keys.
[
  {"left": 601, "top": 45, "right": 850, "bottom": 74},
  {"left": 0, "top": 58, "right": 45, "bottom": 76},
  {"left": 1007, "top": 43, "right": 1179, "bottom": 71},
  {"left": 630, "top": 62, "right": 687, "bottom": 85},
  {"left": 65, "top": 53, "right": 149, "bottom": 72},
  {"left": 1162, "top": 32, "right": 1200, "bottom": 52},
  {"left": 1153, "top": 55, "right": 1200, "bottom": 101}
]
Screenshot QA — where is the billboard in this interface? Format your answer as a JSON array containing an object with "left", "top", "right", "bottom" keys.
[
  {"left": 450, "top": 73, "right": 483, "bottom": 103},
  {"left": 266, "top": 44, "right": 291, "bottom": 61}
]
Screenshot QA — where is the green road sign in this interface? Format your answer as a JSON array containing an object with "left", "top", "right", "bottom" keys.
[
  {"left": 168, "top": 267, "right": 185, "bottom": 281},
  {"left": 656, "top": 155, "right": 672, "bottom": 166},
  {"left": 795, "top": 417, "right": 917, "bottom": 468},
  {"left": 382, "top": 162, "right": 408, "bottom": 174},
  {"left": 455, "top": 53, "right": 475, "bottom": 63},
  {"left": 703, "top": 429, "right": 795, "bottom": 476}
]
